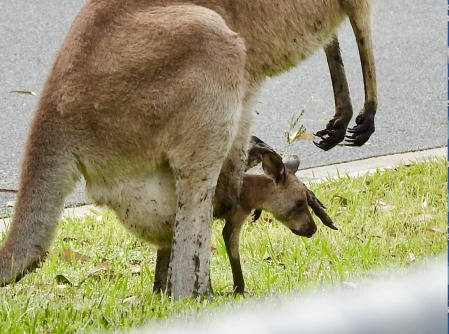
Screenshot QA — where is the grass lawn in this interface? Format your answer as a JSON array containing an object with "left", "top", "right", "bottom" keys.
[{"left": 0, "top": 157, "right": 446, "bottom": 333}]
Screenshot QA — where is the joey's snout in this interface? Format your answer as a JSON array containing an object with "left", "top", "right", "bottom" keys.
[{"left": 288, "top": 217, "right": 317, "bottom": 238}]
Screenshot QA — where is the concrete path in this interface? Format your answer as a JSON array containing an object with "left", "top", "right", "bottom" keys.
[{"left": 297, "top": 147, "right": 447, "bottom": 184}]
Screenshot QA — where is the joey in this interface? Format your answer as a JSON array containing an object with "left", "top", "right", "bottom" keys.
[{"left": 222, "top": 139, "right": 337, "bottom": 294}]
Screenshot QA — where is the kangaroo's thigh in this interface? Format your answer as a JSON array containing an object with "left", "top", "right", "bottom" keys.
[{"left": 154, "top": 6, "right": 248, "bottom": 299}]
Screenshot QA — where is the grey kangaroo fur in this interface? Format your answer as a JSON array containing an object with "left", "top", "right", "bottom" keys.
[{"left": 0, "top": 0, "right": 376, "bottom": 298}]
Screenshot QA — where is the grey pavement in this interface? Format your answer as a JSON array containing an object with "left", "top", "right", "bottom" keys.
[
  {"left": 1, "top": 146, "right": 446, "bottom": 233},
  {"left": 0, "top": 1, "right": 446, "bottom": 216}
]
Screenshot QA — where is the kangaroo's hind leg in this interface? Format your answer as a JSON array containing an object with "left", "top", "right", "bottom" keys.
[
  {"left": 167, "top": 134, "right": 241, "bottom": 298},
  {"left": 160, "top": 7, "right": 247, "bottom": 299}
]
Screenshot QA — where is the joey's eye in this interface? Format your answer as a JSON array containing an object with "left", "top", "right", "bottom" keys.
[{"left": 295, "top": 200, "right": 306, "bottom": 209}]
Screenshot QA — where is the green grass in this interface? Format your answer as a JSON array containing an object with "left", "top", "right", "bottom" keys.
[{"left": 0, "top": 158, "right": 446, "bottom": 333}]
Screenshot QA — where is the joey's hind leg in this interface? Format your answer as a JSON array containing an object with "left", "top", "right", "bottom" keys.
[
  {"left": 222, "top": 209, "right": 247, "bottom": 295},
  {"left": 314, "top": 36, "right": 353, "bottom": 151},
  {"left": 153, "top": 248, "right": 171, "bottom": 293}
]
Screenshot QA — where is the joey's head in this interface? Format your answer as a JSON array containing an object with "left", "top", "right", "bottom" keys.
[
  {"left": 247, "top": 136, "right": 338, "bottom": 238},
  {"left": 259, "top": 154, "right": 318, "bottom": 238}
]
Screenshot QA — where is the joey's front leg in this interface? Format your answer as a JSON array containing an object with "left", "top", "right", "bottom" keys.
[{"left": 314, "top": 37, "right": 353, "bottom": 151}]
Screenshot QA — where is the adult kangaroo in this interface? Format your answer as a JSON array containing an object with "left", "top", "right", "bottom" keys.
[{"left": 0, "top": 0, "right": 376, "bottom": 298}]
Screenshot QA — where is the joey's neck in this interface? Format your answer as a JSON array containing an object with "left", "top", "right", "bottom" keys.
[{"left": 240, "top": 174, "right": 273, "bottom": 211}]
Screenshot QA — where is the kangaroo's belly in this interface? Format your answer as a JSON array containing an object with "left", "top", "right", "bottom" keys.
[{"left": 87, "top": 169, "right": 177, "bottom": 248}]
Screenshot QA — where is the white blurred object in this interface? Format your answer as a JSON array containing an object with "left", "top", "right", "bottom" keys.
[{"left": 142, "top": 256, "right": 447, "bottom": 334}]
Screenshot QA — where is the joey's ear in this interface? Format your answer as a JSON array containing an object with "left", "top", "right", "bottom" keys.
[
  {"left": 249, "top": 135, "right": 264, "bottom": 145},
  {"left": 261, "top": 151, "right": 286, "bottom": 184},
  {"left": 246, "top": 136, "right": 286, "bottom": 183},
  {"left": 282, "top": 154, "right": 300, "bottom": 174},
  {"left": 246, "top": 136, "right": 275, "bottom": 170}
]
